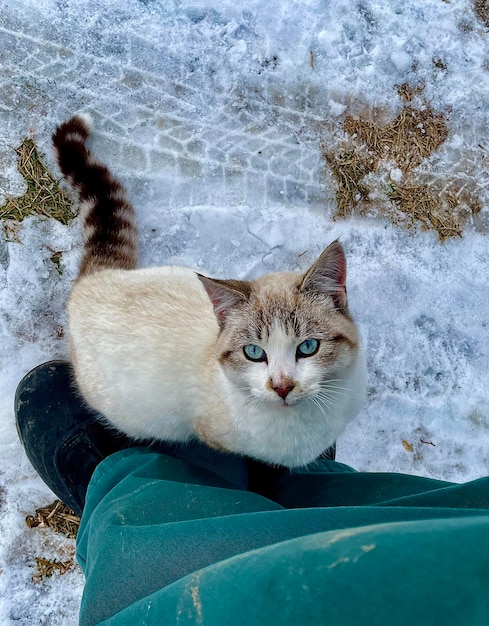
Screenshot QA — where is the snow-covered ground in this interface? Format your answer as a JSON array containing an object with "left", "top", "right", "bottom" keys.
[{"left": 1, "top": 0, "right": 489, "bottom": 623}]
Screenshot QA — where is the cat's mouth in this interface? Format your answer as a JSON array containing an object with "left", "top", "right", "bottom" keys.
[
  {"left": 277, "top": 394, "right": 301, "bottom": 408},
  {"left": 254, "top": 389, "right": 303, "bottom": 408}
]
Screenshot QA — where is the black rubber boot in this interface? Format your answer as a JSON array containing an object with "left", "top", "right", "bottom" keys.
[{"left": 15, "top": 360, "right": 134, "bottom": 516}]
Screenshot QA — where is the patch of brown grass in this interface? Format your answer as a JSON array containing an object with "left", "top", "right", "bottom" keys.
[
  {"left": 26, "top": 499, "right": 80, "bottom": 539},
  {"left": 26, "top": 500, "right": 80, "bottom": 583},
  {"left": 387, "top": 183, "right": 463, "bottom": 240},
  {"left": 32, "top": 556, "right": 74, "bottom": 584},
  {"left": 322, "top": 149, "right": 376, "bottom": 217},
  {"left": 474, "top": 0, "right": 489, "bottom": 27},
  {"left": 343, "top": 105, "right": 448, "bottom": 173},
  {"left": 0, "top": 138, "right": 73, "bottom": 224},
  {"left": 322, "top": 95, "right": 479, "bottom": 241}
]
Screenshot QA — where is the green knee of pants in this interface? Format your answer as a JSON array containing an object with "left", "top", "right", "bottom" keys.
[{"left": 77, "top": 448, "right": 489, "bottom": 626}]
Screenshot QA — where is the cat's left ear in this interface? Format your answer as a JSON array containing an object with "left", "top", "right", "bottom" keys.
[
  {"left": 299, "top": 240, "right": 347, "bottom": 311},
  {"left": 197, "top": 274, "right": 251, "bottom": 327}
]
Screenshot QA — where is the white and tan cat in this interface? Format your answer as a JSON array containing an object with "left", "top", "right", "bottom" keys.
[{"left": 53, "top": 115, "right": 366, "bottom": 467}]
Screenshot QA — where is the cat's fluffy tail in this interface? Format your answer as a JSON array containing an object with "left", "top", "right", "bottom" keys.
[{"left": 52, "top": 114, "right": 138, "bottom": 277}]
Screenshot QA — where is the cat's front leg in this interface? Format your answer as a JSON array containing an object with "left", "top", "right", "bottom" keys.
[
  {"left": 193, "top": 417, "right": 230, "bottom": 451},
  {"left": 193, "top": 407, "right": 236, "bottom": 453}
]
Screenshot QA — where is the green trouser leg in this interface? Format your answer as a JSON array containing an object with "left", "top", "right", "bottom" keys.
[{"left": 77, "top": 448, "right": 489, "bottom": 626}]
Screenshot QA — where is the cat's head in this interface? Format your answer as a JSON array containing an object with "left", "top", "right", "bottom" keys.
[{"left": 197, "top": 240, "right": 360, "bottom": 409}]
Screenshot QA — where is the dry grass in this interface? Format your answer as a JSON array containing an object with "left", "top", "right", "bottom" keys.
[
  {"left": 395, "top": 82, "right": 424, "bottom": 102},
  {"left": 322, "top": 149, "right": 376, "bottom": 217},
  {"left": 32, "top": 556, "right": 75, "bottom": 584},
  {"left": 0, "top": 138, "right": 73, "bottom": 224},
  {"left": 343, "top": 105, "right": 448, "bottom": 173},
  {"left": 474, "top": 0, "right": 489, "bottom": 27},
  {"left": 322, "top": 97, "right": 479, "bottom": 241},
  {"left": 26, "top": 500, "right": 80, "bottom": 583},
  {"left": 387, "top": 182, "right": 463, "bottom": 240},
  {"left": 26, "top": 499, "right": 80, "bottom": 539}
]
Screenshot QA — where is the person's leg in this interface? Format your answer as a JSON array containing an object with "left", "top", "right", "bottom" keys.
[
  {"left": 15, "top": 362, "right": 489, "bottom": 625},
  {"left": 256, "top": 456, "right": 489, "bottom": 510},
  {"left": 78, "top": 447, "right": 489, "bottom": 626},
  {"left": 103, "top": 512, "right": 489, "bottom": 626},
  {"left": 16, "top": 360, "right": 488, "bottom": 517}
]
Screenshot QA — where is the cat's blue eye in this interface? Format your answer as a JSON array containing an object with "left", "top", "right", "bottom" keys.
[
  {"left": 297, "top": 338, "right": 320, "bottom": 358},
  {"left": 243, "top": 344, "right": 267, "bottom": 362}
]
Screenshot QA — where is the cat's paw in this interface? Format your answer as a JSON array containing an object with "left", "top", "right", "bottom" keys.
[{"left": 194, "top": 419, "right": 229, "bottom": 452}]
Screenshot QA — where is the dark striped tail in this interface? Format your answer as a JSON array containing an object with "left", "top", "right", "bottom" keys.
[{"left": 52, "top": 114, "right": 138, "bottom": 277}]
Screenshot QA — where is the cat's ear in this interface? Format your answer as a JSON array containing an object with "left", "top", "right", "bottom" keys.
[
  {"left": 299, "top": 240, "right": 347, "bottom": 310},
  {"left": 196, "top": 274, "right": 251, "bottom": 326}
]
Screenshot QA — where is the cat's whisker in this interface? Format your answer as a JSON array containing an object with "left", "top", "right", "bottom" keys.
[
  {"left": 316, "top": 382, "right": 348, "bottom": 394},
  {"left": 317, "top": 383, "right": 349, "bottom": 393},
  {"left": 318, "top": 378, "right": 350, "bottom": 388},
  {"left": 319, "top": 384, "right": 351, "bottom": 392},
  {"left": 317, "top": 382, "right": 352, "bottom": 395},
  {"left": 314, "top": 400, "right": 340, "bottom": 415},
  {"left": 313, "top": 392, "right": 344, "bottom": 413},
  {"left": 220, "top": 390, "right": 252, "bottom": 415},
  {"left": 316, "top": 390, "right": 349, "bottom": 400},
  {"left": 316, "top": 389, "right": 345, "bottom": 404},
  {"left": 243, "top": 395, "right": 260, "bottom": 409},
  {"left": 308, "top": 396, "right": 329, "bottom": 420}
]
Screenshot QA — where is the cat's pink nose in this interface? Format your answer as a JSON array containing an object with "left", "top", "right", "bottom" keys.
[{"left": 273, "top": 384, "right": 295, "bottom": 399}]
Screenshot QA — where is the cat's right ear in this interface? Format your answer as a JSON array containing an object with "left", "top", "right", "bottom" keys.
[{"left": 196, "top": 274, "right": 251, "bottom": 327}]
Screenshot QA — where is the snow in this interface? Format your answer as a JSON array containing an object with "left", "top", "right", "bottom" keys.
[{"left": 1, "top": 0, "right": 489, "bottom": 622}]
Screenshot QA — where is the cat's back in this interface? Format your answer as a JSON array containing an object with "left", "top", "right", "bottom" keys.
[
  {"left": 67, "top": 266, "right": 222, "bottom": 440},
  {"left": 69, "top": 265, "right": 218, "bottom": 343}
]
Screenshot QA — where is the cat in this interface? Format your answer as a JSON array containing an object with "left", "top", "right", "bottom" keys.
[{"left": 53, "top": 114, "right": 366, "bottom": 468}]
